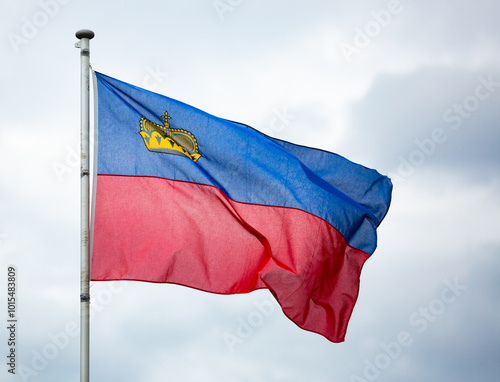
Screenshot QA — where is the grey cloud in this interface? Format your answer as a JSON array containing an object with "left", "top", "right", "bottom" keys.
[{"left": 346, "top": 67, "right": 500, "bottom": 181}]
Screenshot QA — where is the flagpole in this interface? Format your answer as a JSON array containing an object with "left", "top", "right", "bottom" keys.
[{"left": 75, "top": 28, "right": 94, "bottom": 382}]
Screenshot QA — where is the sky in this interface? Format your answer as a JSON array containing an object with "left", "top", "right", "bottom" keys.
[{"left": 1, "top": 0, "right": 499, "bottom": 381}]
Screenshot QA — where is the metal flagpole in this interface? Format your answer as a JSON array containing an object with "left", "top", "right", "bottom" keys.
[{"left": 75, "top": 28, "right": 94, "bottom": 382}]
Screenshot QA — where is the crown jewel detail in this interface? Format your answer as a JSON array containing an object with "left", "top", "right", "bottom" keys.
[{"left": 139, "top": 111, "right": 201, "bottom": 162}]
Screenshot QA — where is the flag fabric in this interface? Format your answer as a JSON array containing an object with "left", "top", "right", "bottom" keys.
[{"left": 91, "top": 71, "right": 392, "bottom": 342}]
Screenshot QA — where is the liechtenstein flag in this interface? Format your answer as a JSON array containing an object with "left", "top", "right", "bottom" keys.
[{"left": 91, "top": 71, "right": 392, "bottom": 342}]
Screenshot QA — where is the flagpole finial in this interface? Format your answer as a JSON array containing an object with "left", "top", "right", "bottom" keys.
[{"left": 76, "top": 29, "right": 95, "bottom": 40}]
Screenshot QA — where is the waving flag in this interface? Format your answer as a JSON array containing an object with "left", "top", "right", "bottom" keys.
[{"left": 91, "top": 71, "right": 392, "bottom": 342}]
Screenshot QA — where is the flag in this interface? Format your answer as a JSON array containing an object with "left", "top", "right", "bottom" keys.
[{"left": 91, "top": 71, "right": 392, "bottom": 342}]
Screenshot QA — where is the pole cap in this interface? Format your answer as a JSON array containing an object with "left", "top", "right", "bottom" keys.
[{"left": 76, "top": 29, "right": 95, "bottom": 39}]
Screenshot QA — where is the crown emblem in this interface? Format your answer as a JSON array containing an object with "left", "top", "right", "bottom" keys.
[{"left": 139, "top": 111, "right": 201, "bottom": 162}]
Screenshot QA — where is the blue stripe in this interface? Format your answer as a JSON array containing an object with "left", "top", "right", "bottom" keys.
[{"left": 95, "top": 72, "right": 392, "bottom": 254}]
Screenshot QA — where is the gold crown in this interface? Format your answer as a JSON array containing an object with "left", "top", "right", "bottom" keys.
[{"left": 139, "top": 111, "right": 201, "bottom": 162}]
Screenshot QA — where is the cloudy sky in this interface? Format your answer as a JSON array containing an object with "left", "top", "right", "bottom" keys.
[{"left": 1, "top": 0, "right": 499, "bottom": 381}]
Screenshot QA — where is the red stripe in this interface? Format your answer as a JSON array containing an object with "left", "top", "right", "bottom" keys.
[{"left": 92, "top": 174, "right": 369, "bottom": 342}]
